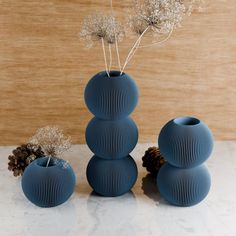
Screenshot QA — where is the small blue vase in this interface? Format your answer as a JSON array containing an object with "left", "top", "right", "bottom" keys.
[
  {"left": 86, "top": 117, "right": 138, "bottom": 159},
  {"left": 157, "top": 163, "right": 211, "bottom": 206},
  {"left": 86, "top": 155, "right": 138, "bottom": 197},
  {"left": 158, "top": 116, "right": 214, "bottom": 168},
  {"left": 22, "top": 157, "right": 76, "bottom": 208},
  {"left": 84, "top": 71, "right": 139, "bottom": 120}
]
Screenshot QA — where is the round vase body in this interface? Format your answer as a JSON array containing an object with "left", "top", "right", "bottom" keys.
[
  {"left": 158, "top": 116, "right": 214, "bottom": 168},
  {"left": 86, "top": 155, "right": 138, "bottom": 197},
  {"left": 157, "top": 163, "right": 211, "bottom": 206},
  {"left": 84, "top": 71, "right": 139, "bottom": 120},
  {"left": 22, "top": 157, "right": 76, "bottom": 207},
  {"left": 86, "top": 117, "right": 138, "bottom": 159}
]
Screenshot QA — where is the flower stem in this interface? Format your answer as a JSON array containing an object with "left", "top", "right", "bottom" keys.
[
  {"left": 46, "top": 157, "right": 51, "bottom": 167},
  {"left": 138, "top": 27, "right": 174, "bottom": 48},
  {"left": 108, "top": 43, "right": 112, "bottom": 72},
  {"left": 121, "top": 26, "right": 149, "bottom": 74},
  {"left": 115, "top": 37, "right": 122, "bottom": 72},
  {"left": 101, "top": 38, "right": 110, "bottom": 77}
]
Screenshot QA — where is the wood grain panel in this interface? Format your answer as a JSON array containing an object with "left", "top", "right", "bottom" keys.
[{"left": 0, "top": 0, "right": 235, "bottom": 145}]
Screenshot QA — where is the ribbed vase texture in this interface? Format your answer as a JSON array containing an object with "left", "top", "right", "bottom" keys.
[
  {"left": 87, "top": 155, "right": 138, "bottom": 197},
  {"left": 157, "top": 117, "right": 213, "bottom": 206},
  {"left": 85, "top": 71, "right": 139, "bottom": 197},
  {"left": 22, "top": 157, "right": 76, "bottom": 207}
]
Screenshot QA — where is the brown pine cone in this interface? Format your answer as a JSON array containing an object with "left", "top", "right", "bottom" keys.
[
  {"left": 8, "top": 143, "right": 45, "bottom": 177},
  {"left": 142, "top": 146, "right": 166, "bottom": 177}
]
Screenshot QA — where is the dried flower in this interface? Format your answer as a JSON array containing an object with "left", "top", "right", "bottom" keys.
[
  {"left": 29, "top": 126, "right": 72, "bottom": 157},
  {"left": 80, "top": 13, "right": 124, "bottom": 48},
  {"left": 80, "top": 13, "right": 125, "bottom": 75},
  {"left": 104, "top": 15, "right": 125, "bottom": 44},
  {"left": 80, "top": 0, "right": 202, "bottom": 74},
  {"left": 130, "top": 0, "right": 186, "bottom": 36},
  {"left": 53, "top": 158, "right": 70, "bottom": 169},
  {"left": 80, "top": 13, "right": 107, "bottom": 48}
]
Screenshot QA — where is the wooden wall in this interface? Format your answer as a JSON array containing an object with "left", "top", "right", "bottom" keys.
[{"left": 0, "top": 0, "right": 235, "bottom": 145}]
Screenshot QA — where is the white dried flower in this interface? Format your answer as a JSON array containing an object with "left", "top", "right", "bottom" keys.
[
  {"left": 29, "top": 126, "right": 72, "bottom": 157},
  {"left": 80, "top": 13, "right": 125, "bottom": 47},
  {"left": 104, "top": 15, "right": 125, "bottom": 44},
  {"left": 130, "top": 0, "right": 186, "bottom": 35},
  {"left": 80, "top": 13, "right": 108, "bottom": 48}
]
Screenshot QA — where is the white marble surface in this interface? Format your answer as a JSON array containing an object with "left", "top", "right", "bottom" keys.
[{"left": 0, "top": 142, "right": 236, "bottom": 236}]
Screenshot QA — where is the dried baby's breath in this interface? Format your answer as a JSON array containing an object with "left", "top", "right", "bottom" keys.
[
  {"left": 29, "top": 126, "right": 72, "bottom": 157},
  {"left": 104, "top": 15, "right": 125, "bottom": 44},
  {"left": 80, "top": 13, "right": 125, "bottom": 75},
  {"left": 80, "top": 14, "right": 108, "bottom": 48},
  {"left": 80, "top": 13, "right": 125, "bottom": 47},
  {"left": 130, "top": 0, "right": 186, "bottom": 36},
  {"left": 80, "top": 0, "right": 202, "bottom": 74}
]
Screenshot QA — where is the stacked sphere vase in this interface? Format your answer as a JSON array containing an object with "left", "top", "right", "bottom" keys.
[
  {"left": 157, "top": 117, "right": 213, "bottom": 206},
  {"left": 84, "top": 71, "right": 139, "bottom": 197}
]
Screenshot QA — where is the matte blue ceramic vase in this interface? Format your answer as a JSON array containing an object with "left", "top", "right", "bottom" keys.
[
  {"left": 87, "top": 155, "right": 138, "bottom": 197},
  {"left": 85, "top": 71, "right": 139, "bottom": 197},
  {"left": 86, "top": 117, "right": 138, "bottom": 159},
  {"left": 22, "top": 157, "right": 76, "bottom": 207},
  {"left": 158, "top": 116, "right": 213, "bottom": 168},
  {"left": 157, "top": 163, "right": 211, "bottom": 206},
  {"left": 157, "top": 116, "right": 213, "bottom": 206},
  {"left": 84, "top": 71, "right": 139, "bottom": 120}
]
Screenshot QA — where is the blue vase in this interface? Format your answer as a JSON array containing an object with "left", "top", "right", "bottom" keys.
[
  {"left": 84, "top": 71, "right": 139, "bottom": 196},
  {"left": 84, "top": 71, "right": 139, "bottom": 120},
  {"left": 157, "top": 116, "right": 213, "bottom": 206},
  {"left": 22, "top": 157, "right": 76, "bottom": 207},
  {"left": 158, "top": 116, "right": 213, "bottom": 168},
  {"left": 86, "top": 117, "right": 138, "bottom": 159},
  {"left": 86, "top": 155, "right": 138, "bottom": 197},
  {"left": 157, "top": 163, "right": 211, "bottom": 206}
]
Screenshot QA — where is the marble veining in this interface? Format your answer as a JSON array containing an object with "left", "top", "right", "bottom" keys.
[{"left": 0, "top": 142, "right": 236, "bottom": 236}]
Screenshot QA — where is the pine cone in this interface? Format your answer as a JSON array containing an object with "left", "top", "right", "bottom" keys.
[
  {"left": 142, "top": 146, "right": 166, "bottom": 177},
  {"left": 8, "top": 143, "right": 45, "bottom": 177}
]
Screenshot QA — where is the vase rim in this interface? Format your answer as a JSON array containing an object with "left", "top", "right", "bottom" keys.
[
  {"left": 98, "top": 70, "right": 126, "bottom": 78},
  {"left": 173, "top": 116, "right": 201, "bottom": 127},
  {"left": 35, "top": 157, "right": 58, "bottom": 168}
]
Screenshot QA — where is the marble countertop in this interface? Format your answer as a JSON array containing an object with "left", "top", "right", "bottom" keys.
[{"left": 1, "top": 142, "right": 236, "bottom": 236}]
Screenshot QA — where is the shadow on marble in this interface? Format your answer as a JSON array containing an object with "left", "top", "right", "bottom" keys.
[{"left": 141, "top": 173, "right": 169, "bottom": 205}]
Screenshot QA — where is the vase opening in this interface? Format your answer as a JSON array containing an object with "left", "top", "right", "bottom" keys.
[
  {"left": 107, "top": 71, "right": 125, "bottom": 78},
  {"left": 37, "top": 158, "right": 57, "bottom": 168},
  {"left": 174, "top": 117, "right": 200, "bottom": 126}
]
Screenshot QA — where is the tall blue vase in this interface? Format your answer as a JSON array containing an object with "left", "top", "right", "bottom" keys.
[
  {"left": 157, "top": 116, "right": 213, "bottom": 206},
  {"left": 85, "top": 71, "right": 139, "bottom": 197}
]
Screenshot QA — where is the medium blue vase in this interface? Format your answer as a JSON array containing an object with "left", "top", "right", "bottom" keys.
[
  {"left": 157, "top": 116, "right": 213, "bottom": 206},
  {"left": 158, "top": 116, "right": 213, "bottom": 168},
  {"left": 84, "top": 71, "right": 139, "bottom": 196},
  {"left": 86, "top": 155, "right": 138, "bottom": 197},
  {"left": 22, "top": 157, "right": 76, "bottom": 207},
  {"left": 84, "top": 71, "right": 139, "bottom": 120},
  {"left": 86, "top": 117, "right": 138, "bottom": 159},
  {"left": 157, "top": 163, "right": 211, "bottom": 206}
]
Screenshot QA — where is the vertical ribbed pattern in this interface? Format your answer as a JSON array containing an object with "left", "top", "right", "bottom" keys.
[
  {"left": 84, "top": 71, "right": 138, "bottom": 120},
  {"left": 158, "top": 118, "right": 213, "bottom": 168},
  {"left": 22, "top": 157, "right": 76, "bottom": 208},
  {"left": 86, "top": 117, "right": 138, "bottom": 159},
  {"left": 87, "top": 156, "right": 138, "bottom": 197},
  {"left": 85, "top": 71, "right": 139, "bottom": 197},
  {"left": 157, "top": 117, "right": 213, "bottom": 206},
  {"left": 157, "top": 163, "right": 211, "bottom": 207}
]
